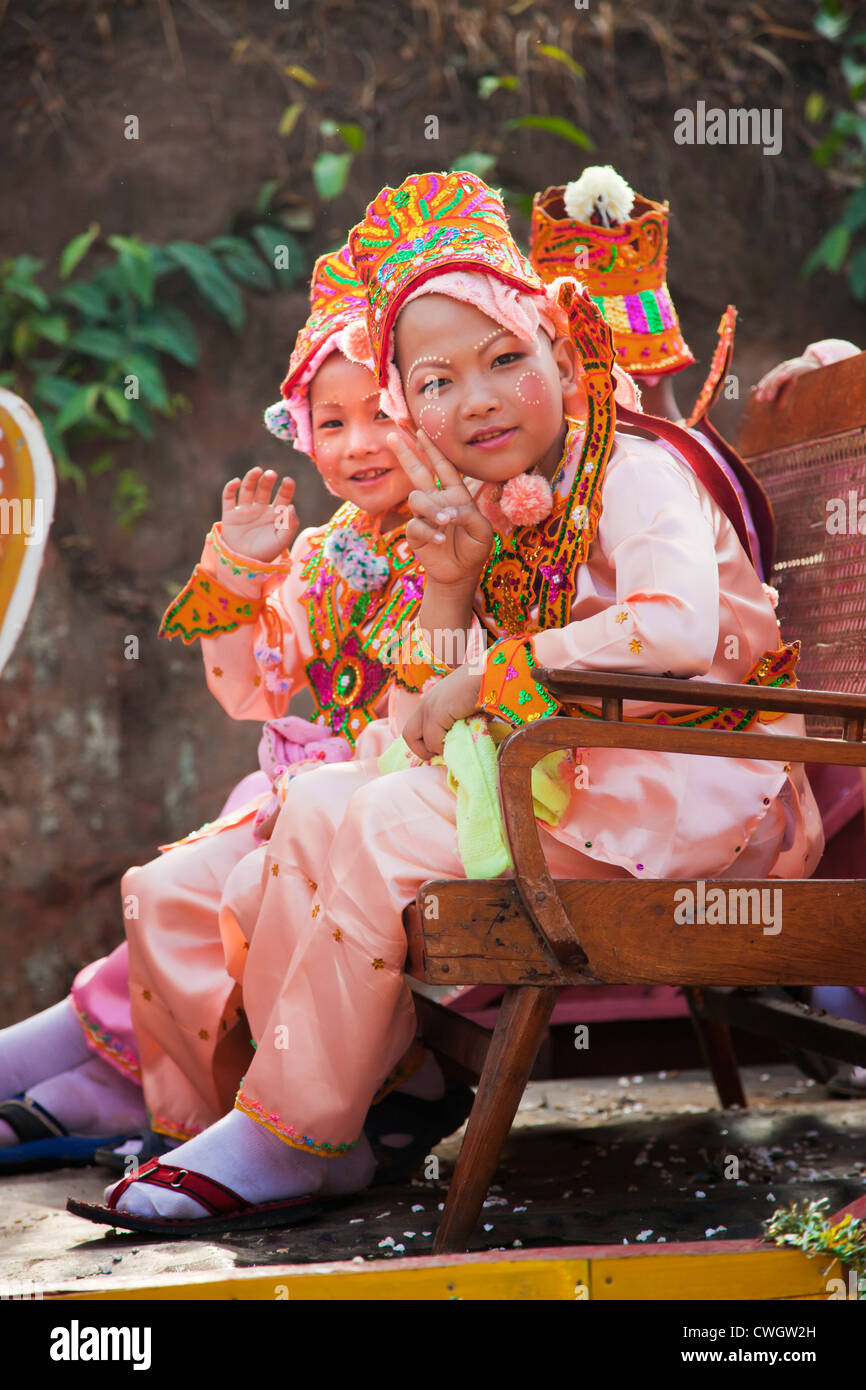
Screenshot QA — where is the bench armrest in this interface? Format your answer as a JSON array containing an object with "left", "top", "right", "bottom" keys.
[{"left": 497, "top": 686, "right": 866, "bottom": 969}]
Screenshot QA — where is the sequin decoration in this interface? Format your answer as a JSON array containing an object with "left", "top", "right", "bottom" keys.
[{"left": 300, "top": 501, "right": 423, "bottom": 748}]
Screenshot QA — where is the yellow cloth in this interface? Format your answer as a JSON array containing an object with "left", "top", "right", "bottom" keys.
[{"left": 378, "top": 715, "right": 571, "bottom": 879}]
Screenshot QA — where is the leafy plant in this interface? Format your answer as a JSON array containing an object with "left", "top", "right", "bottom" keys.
[
  {"left": 313, "top": 119, "right": 367, "bottom": 201},
  {"left": 803, "top": 0, "right": 866, "bottom": 300},
  {"left": 764, "top": 1197, "right": 866, "bottom": 1296},
  {"left": 0, "top": 222, "right": 307, "bottom": 525}
]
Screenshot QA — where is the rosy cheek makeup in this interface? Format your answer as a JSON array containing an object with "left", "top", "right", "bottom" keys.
[
  {"left": 418, "top": 402, "right": 447, "bottom": 440},
  {"left": 514, "top": 369, "right": 548, "bottom": 409}
]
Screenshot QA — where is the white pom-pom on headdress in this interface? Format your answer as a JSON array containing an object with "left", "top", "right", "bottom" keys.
[{"left": 563, "top": 166, "right": 635, "bottom": 227}]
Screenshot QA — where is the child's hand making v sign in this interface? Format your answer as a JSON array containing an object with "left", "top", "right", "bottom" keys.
[
  {"left": 387, "top": 426, "right": 493, "bottom": 759},
  {"left": 221, "top": 466, "right": 298, "bottom": 563}
]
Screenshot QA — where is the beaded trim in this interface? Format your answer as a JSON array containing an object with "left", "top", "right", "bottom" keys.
[
  {"left": 148, "top": 1113, "right": 203, "bottom": 1142},
  {"left": 300, "top": 502, "right": 424, "bottom": 747},
  {"left": 235, "top": 1088, "right": 357, "bottom": 1156},
  {"left": 74, "top": 1006, "right": 141, "bottom": 1083},
  {"left": 477, "top": 416, "right": 609, "bottom": 638},
  {"left": 566, "top": 642, "right": 801, "bottom": 731}
]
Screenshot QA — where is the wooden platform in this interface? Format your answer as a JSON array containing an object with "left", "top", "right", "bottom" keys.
[{"left": 4, "top": 1065, "right": 864, "bottom": 1301}]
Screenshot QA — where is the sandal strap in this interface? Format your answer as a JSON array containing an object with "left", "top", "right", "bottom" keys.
[
  {"left": 0, "top": 1097, "right": 68, "bottom": 1143},
  {"left": 107, "top": 1159, "right": 253, "bottom": 1216}
]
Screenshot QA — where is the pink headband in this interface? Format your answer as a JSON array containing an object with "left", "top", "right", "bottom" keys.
[{"left": 349, "top": 269, "right": 639, "bottom": 421}]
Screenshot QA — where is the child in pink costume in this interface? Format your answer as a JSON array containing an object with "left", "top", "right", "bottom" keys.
[
  {"left": 0, "top": 245, "right": 429, "bottom": 1161},
  {"left": 75, "top": 172, "right": 823, "bottom": 1235}
]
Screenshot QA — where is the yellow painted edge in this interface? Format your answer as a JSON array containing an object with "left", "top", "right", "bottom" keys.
[
  {"left": 44, "top": 1245, "right": 843, "bottom": 1302},
  {"left": 48, "top": 1256, "right": 590, "bottom": 1302}
]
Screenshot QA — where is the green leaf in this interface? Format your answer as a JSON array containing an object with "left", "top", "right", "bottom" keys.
[
  {"left": 59, "top": 223, "right": 101, "bottom": 279},
  {"left": 330, "top": 121, "right": 365, "bottom": 152},
  {"left": 11, "top": 319, "right": 38, "bottom": 358},
  {"left": 68, "top": 326, "right": 128, "bottom": 360},
  {"left": 106, "top": 236, "right": 156, "bottom": 308},
  {"left": 122, "top": 350, "right": 170, "bottom": 411},
  {"left": 478, "top": 74, "right": 519, "bottom": 99},
  {"left": 55, "top": 383, "right": 102, "bottom": 432},
  {"left": 276, "top": 202, "right": 315, "bottom": 232},
  {"left": 506, "top": 114, "right": 594, "bottom": 149},
  {"left": 33, "top": 375, "right": 81, "bottom": 410},
  {"left": 255, "top": 179, "right": 279, "bottom": 216},
  {"left": 501, "top": 187, "right": 534, "bottom": 219},
  {"left": 804, "top": 91, "right": 825, "bottom": 124},
  {"left": 803, "top": 223, "right": 851, "bottom": 277},
  {"left": 100, "top": 384, "right": 133, "bottom": 423},
  {"left": 312, "top": 150, "right": 352, "bottom": 200},
  {"left": 811, "top": 129, "right": 845, "bottom": 168},
  {"left": 842, "top": 187, "right": 866, "bottom": 231},
  {"left": 250, "top": 225, "right": 306, "bottom": 287},
  {"left": 113, "top": 467, "right": 150, "bottom": 529},
  {"left": 125, "top": 397, "right": 155, "bottom": 439},
  {"left": 130, "top": 305, "right": 200, "bottom": 365},
  {"left": 209, "top": 236, "right": 274, "bottom": 292},
  {"left": 3, "top": 270, "right": 49, "bottom": 311},
  {"left": 88, "top": 451, "right": 115, "bottom": 477},
  {"left": 164, "top": 241, "right": 245, "bottom": 332},
  {"left": 56, "top": 280, "right": 112, "bottom": 320},
  {"left": 450, "top": 151, "right": 497, "bottom": 178},
  {"left": 848, "top": 244, "right": 866, "bottom": 299},
  {"left": 31, "top": 314, "right": 71, "bottom": 346},
  {"left": 278, "top": 102, "right": 303, "bottom": 138},
  {"left": 841, "top": 52, "right": 866, "bottom": 94},
  {"left": 537, "top": 44, "right": 585, "bottom": 77},
  {"left": 284, "top": 63, "right": 318, "bottom": 88},
  {"left": 814, "top": 3, "right": 849, "bottom": 42}
]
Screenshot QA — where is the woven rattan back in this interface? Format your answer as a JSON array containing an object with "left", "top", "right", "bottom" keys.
[{"left": 737, "top": 352, "right": 866, "bottom": 729}]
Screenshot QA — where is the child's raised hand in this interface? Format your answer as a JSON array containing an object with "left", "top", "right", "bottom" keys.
[
  {"left": 220, "top": 468, "right": 298, "bottom": 563},
  {"left": 388, "top": 428, "right": 493, "bottom": 592}
]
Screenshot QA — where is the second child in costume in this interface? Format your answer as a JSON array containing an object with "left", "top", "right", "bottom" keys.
[
  {"left": 2, "top": 247, "right": 464, "bottom": 1171},
  {"left": 76, "top": 171, "right": 823, "bottom": 1236}
]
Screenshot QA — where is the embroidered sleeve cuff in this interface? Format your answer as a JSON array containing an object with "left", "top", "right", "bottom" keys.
[
  {"left": 203, "top": 523, "right": 293, "bottom": 599},
  {"left": 479, "top": 635, "right": 560, "bottom": 726},
  {"left": 159, "top": 565, "right": 264, "bottom": 644},
  {"left": 392, "top": 618, "right": 456, "bottom": 694}
]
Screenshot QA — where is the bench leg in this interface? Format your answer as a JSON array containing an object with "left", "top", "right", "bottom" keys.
[
  {"left": 685, "top": 987, "right": 747, "bottom": 1109},
  {"left": 433, "top": 984, "right": 557, "bottom": 1255}
]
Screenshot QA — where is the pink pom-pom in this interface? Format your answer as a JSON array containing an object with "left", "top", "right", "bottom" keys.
[
  {"left": 500, "top": 472, "right": 553, "bottom": 526},
  {"left": 762, "top": 582, "right": 779, "bottom": 610},
  {"left": 340, "top": 319, "right": 374, "bottom": 367},
  {"left": 475, "top": 482, "right": 512, "bottom": 533}
]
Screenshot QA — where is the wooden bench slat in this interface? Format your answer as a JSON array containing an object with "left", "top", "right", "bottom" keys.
[{"left": 408, "top": 880, "right": 866, "bottom": 987}]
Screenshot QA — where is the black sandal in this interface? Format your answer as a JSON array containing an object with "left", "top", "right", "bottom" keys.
[
  {"left": 0, "top": 1096, "right": 132, "bottom": 1175},
  {"left": 364, "top": 1080, "right": 474, "bottom": 1186}
]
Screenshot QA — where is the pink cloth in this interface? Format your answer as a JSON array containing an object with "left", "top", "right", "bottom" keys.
[
  {"left": 231, "top": 427, "right": 824, "bottom": 1155},
  {"left": 119, "top": 511, "right": 416, "bottom": 1137}
]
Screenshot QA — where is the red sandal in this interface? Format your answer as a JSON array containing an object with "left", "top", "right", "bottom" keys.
[{"left": 66, "top": 1157, "right": 322, "bottom": 1237}]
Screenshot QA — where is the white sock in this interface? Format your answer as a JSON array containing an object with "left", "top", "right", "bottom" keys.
[
  {"left": 0, "top": 1056, "right": 147, "bottom": 1147},
  {"left": 108, "top": 1109, "right": 376, "bottom": 1221},
  {"left": 0, "top": 998, "right": 91, "bottom": 1101}
]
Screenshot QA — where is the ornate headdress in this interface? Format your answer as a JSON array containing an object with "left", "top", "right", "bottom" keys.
[
  {"left": 347, "top": 171, "right": 550, "bottom": 382},
  {"left": 263, "top": 242, "right": 372, "bottom": 454},
  {"left": 530, "top": 166, "right": 695, "bottom": 378},
  {"left": 348, "top": 169, "right": 619, "bottom": 526}
]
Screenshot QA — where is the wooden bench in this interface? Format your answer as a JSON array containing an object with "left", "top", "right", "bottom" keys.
[{"left": 405, "top": 351, "right": 866, "bottom": 1255}]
